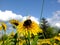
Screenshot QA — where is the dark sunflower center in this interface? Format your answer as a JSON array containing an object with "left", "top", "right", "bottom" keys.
[
  {"left": 23, "top": 19, "right": 32, "bottom": 27},
  {"left": 13, "top": 22, "right": 19, "bottom": 26},
  {"left": 2, "top": 25, "right": 5, "bottom": 30}
]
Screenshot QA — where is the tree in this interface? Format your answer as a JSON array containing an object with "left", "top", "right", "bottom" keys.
[{"left": 40, "top": 18, "right": 55, "bottom": 38}]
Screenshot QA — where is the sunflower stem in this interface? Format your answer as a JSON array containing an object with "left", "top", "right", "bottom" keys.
[
  {"left": 2, "top": 30, "right": 4, "bottom": 45},
  {"left": 27, "top": 31, "right": 30, "bottom": 45},
  {"left": 25, "top": 31, "right": 30, "bottom": 45}
]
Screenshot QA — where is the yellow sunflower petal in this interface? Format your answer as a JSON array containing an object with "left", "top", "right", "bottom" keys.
[{"left": 0, "top": 26, "right": 2, "bottom": 30}]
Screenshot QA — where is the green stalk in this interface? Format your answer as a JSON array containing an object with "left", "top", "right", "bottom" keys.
[
  {"left": 31, "top": 35, "right": 38, "bottom": 45},
  {"left": 27, "top": 31, "right": 30, "bottom": 45},
  {"left": 25, "top": 31, "right": 30, "bottom": 45},
  {"left": 2, "top": 30, "right": 4, "bottom": 45}
]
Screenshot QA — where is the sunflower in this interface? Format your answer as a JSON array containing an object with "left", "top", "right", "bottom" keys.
[
  {"left": 40, "top": 39, "right": 50, "bottom": 45},
  {"left": 9, "top": 19, "right": 19, "bottom": 26},
  {"left": 9, "top": 19, "right": 19, "bottom": 28},
  {"left": 2, "top": 22, "right": 7, "bottom": 31},
  {"left": 38, "top": 39, "right": 51, "bottom": 45},
  {"left": 54, "top": 43, "right": 57, "bottom": 45},
  {"left": 54, "top": 36, "right": 60, "bottom": 44},
  {"left": 0, "top": 22, "right": 7, "bottom": 31},
  {"left": 0, "top": 24, "right": 2, "bottom": 30},
  {"left": 17, "top": 19, "right": 43, "bottom": 37},
  {"left": 54, "top": 36, "right": 60, "bottom": 41},
  {"left": 10, "top": 31, "right": 15, "bottom": 38}
]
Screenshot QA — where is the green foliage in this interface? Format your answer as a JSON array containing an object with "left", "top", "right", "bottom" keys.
[
  {"left": 46, "top": 27, "right": 55, "bottom": 38},
  {"left": 31, "top": 35, "right": 38, "bottom": 45},
  {"left": 40, "top": 18, "right": 56, "bottom": 38}
]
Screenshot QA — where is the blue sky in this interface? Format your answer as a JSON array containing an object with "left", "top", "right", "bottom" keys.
[
  {"left": 0, "top": 0, "right": 60, "bottom": 18},
  {"left": 0, "top": 0, "right": 42, "bottom": 18},
  {"left": 0, "top": 0, "right": 60, "bottom": 27}
]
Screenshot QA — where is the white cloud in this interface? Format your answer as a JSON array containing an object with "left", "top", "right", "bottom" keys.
[
  {"left": 0, "top": 10, "right": 23, "bottom": 21},
  {"left": 30, "top": 16, "right": 39, "bottom": 24},
  {"left": 47, "top": 11, "right": 60, "bottom": 27},
  {"left": 57, "top": 0, "right": 60, "bottom": 3},
  {"left": 0, "top": 10, "right": 39, "bottom": 24},
  {"left": 55, "top": 23, "right": 60, "bottom": 27}
]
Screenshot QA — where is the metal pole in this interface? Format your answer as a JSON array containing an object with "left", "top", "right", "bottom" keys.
[{"left": 40, "top": 0, "right": 44, "bottom": 22}]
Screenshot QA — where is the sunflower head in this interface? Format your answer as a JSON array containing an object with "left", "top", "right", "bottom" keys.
[
  {"left": 9, "top": 19, "right": 19, "bottom": 28},
  {"left": 0, "top": 24, "right": 2, "bottom": 30},
  {"left": 10, "top": 32, "right": 15, "bottom": 36},
  {"left": 2, "top": 22, "right": 7, "bottom": 31},
  {"left": 17, "top": 19, "right": 43, "bottom": 37},
  {"left": 23, "top": 19, "right": 32, "bottom": 28},
  {"left": 54, "top": 36, "right": 60, "bottom": 41},
  {"left": 55, "top": 39, "right": 59, "bottom": 44}
]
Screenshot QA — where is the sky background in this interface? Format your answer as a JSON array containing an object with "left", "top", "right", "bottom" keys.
[
  {"left": 0, "top": 0, "right": 43, "bottom": 18},
  {"left": 0, "top": 0, "right": 60, "bottom": 29},
  {"left": 0, "top": 0, "right": 60, "bottom": 18}
]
